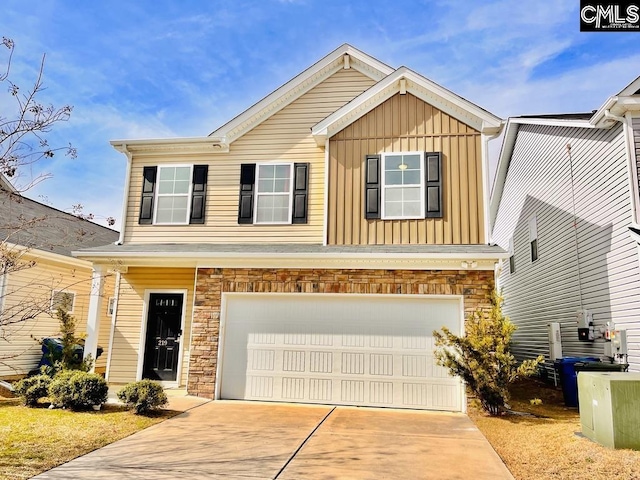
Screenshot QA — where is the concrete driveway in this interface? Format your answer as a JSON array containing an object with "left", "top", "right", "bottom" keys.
[{"left": 34, "top": 401, "right": 513, "bottom": 480}]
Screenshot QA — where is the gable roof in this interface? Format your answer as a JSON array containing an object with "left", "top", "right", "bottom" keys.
[
  {"left": 591, "top": 75, "right": 640, "bottom": 128},
  {"left": 209, "top": 44, "right": 394, "bottom": 145},
  {"left": 0, "top": 190, "right": 119, "bottom": 257},
  {"left": 311, "top": 67, "right": 503, "bottom": 145},
  {"left": 0, "top": 174, "right": 16, "bottom": 193},
  {"left": 489, "top": 115, "right": 596, "bottom": 230}
]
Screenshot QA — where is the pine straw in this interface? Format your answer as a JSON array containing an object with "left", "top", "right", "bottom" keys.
[
  {"left": 0, "top": 399, "right": 178, "bottom": 480},
  {"left": 469, "top": 379, "right": 640, "bottom": 480}
]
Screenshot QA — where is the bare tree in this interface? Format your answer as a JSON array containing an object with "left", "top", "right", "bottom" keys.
[{"left": 0, "top": 37, "right": 116, "bottom": 372}]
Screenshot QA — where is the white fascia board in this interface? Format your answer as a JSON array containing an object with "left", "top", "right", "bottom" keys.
[
  {"left": 618, "top": 75, "right": 640, "bottom": 96},
  {"left": 592, "top": 97, "right": 640, "bottom": 128},
  {"left": 110, "top": 137, "right": 229, "bottom": 155},
  {"left": 208, "top": 44, "right": 393, "bottom": 145},
  {"left": 8, "top": 242, "right": 92, "bottom": 269},
  {"left": 72, "top": 250, "right": 509, "bottom": 271},
  {"left": 489, "top": 119, "right": 519, "bottom": 231},
  {"left": 312, "top": 67, "right": 503, "bottom": 146}
]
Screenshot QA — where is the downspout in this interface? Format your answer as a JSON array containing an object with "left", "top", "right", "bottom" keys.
[
  {"left": 622, "top": 112, "right": 639, "bottom": 225},
  {"left": 115, "top": 144, "right": 133, "bottom": 245},
  {"left": 322, "top": 137, "right": 330, "bottom": 246},
  {"left": 481, "top": 127, "right": 504, "bottom": 245}
]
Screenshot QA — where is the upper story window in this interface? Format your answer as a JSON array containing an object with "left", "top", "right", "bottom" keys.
[
  {"left": 255, "top": 164, "right": 293, "bottom": 224},
  {"left": 382, "top": 152, "right": 424, "bottom": 219},
  {"left": 155, "top": 165, "right": 192, "bottom": 224},
  {"left": 364, "top": 152, "right": 442, "bottom": 220},
  {"left": 508, "top": 237, "right": 515, "bottom": 274},
  {"left": 529, "top": 215, "right": 538, "bottom": 262},
  {"left": 138, "top": 164, "right": 208, "bottom": 225},
  {"left": 238, "top": 163, "right": 309, "bottom": 225}
]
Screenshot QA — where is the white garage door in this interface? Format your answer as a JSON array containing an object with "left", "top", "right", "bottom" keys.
[{"left": 219, "top": 294, "right": 463, "bottom": 411}]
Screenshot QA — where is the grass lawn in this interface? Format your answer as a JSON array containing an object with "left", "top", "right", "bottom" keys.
[
  {"left": 0, "top": 397, "right": 178, "bottom": 480},
  {"left": 469, "top": 378, "right": 640, "bottom": 480}
]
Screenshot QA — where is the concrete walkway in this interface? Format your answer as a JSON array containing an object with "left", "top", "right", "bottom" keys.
[{"left": 34, "top": 401, "right": 514, "bottom": 480}]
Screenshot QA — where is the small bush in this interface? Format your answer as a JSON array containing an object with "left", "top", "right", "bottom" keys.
[
  {"left": 434, "top": 290, "right": 543, "bottom": 416},
  {"left": 48, "top": 371, "right": 108, "bottom": 410},
  {"left": 117, "top": 380, "right": 168, "bottom": 414},
  {"left": 14, "top": 375, "right": 51, "bottom": 406}
]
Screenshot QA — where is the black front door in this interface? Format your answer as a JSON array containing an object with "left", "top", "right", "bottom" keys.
[{"left": 143, "top": 293, "right": 183, "bottom": 382}]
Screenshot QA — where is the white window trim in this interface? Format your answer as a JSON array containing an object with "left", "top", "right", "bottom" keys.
[
  {"left": 107, "top": 297, "right": 115, "bottom": 315},
  {"left": 153, "top": 164, "right": 193, "bottom": 226},
  {"left": 51, "top": 290, "right": 76, "bottom": 313},
  {"left": 508, "top": 237, "right": 515, "bottom": 275},
  {"left": 253, "top": 162, "right": 294, "bottom": 225},
  {"left": 381, "top": 151, "right": 425, "bottom": 220}
]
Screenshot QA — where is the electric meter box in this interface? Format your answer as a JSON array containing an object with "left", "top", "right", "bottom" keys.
[
  {"left": 578, "top": 372, "right": 640, "bottom": 450},
  {"left": 577, "top": 309, "right": 593, "bottom": 341}
]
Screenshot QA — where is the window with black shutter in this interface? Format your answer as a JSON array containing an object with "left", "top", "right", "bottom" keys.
[
  {"left": 139, "top": 164, "right": 209, "bottom": 225},
  {"left": 364, "top": 155, "right": 381, "bottom": 219},
  {"left": 238, "top": 163, "right": 309, "bottom": 225}
]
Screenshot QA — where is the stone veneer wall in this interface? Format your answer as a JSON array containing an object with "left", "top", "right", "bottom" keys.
[{"left": 188, "top": 268, "right": 494, "bottom": 398}]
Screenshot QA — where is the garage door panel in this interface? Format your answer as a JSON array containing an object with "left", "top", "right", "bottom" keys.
[{"left": 221, "top": 294, "right": 463, "bottom": 411}]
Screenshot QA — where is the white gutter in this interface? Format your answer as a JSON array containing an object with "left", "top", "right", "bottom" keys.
[{"left": 113, "top": 143, "right": 132, "bottom": 245}]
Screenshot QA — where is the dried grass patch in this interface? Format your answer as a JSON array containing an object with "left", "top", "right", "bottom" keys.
[
  {"left": 0, "top": 400, "right": 178, "bottom": 480},
  {"left": 469, "top": 379, "right": 640, "bottom": 480}
]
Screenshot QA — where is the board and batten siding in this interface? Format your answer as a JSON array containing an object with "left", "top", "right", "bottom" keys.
[
  {"left": 492, "top": 122, "right": 640, "bottom": 372},
  {"left": 0, "top": 255, "right": 114, "bottom": 378},
  {"left": 108, "top": 267, "right": 195, "bottom": 386},
  {"left": 327, "top": 93, "right": 484, "bottom": 245},
  {"left": 122, "top": 68, "right": 376, "bottom": 244}
]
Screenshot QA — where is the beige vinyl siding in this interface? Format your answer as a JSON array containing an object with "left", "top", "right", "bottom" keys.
[
  {"left": 0, "top": 254, "right": 113, "bottom": 378},
  {"left": 327, "top": 93, "right": 483, "bottom": 245},
  {"left": 123, "top": 68, "right": 376, "bottom": 244},
  {"left": 108, "top": 267, "right": 195, "bottom": 386},
  {"left": 492, "top": 123, "right": 640, "bottom": 373}
]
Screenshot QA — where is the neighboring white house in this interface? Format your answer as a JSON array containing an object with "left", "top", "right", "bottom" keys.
[{"left": 490, "top": 76, "right": 640, "bottom": 374}]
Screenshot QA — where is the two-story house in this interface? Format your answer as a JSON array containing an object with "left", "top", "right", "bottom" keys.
[
  {"left": 0, "top": 176, "right": 118, "bottom": 380},
  {"left": 75, "top": 45, "right": 506, "bottom": 412},
  {"left": 491, "top": 76, "right": 640, "bottom": 374}
]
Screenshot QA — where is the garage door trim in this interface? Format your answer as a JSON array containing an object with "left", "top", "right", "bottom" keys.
[{"left": 215, "top": 292, "right": 465, "bottom": 410}]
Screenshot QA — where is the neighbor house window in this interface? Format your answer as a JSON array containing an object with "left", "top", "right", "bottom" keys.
[
  {"left": 529, "top": 215, "right": 538, "bottom": 262},
  {"left": 508, "top": 237, "right": 515, "bottom": 274},
  {"left": 154, "top": 165, "right": 193, "bottom": 224},
  {"left": 381, "top": 152, "right": 425, "bottom": 219},
  {"left": 254, "top": 164, "right": 293, "bottom": 223},
  {"left": 51, "top": 290, "right": 76, "bottom": 313}
]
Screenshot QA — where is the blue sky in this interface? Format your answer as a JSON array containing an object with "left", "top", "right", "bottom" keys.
[{"left": 2, "top": 0, "right": 639, "bottom": 229}]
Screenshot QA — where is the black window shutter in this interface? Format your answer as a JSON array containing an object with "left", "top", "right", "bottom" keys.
[
  {"left": 139, "top": 166, "right": 157, "bottom": 224},
  {"left": 238, "top": 164, "right": 256, "bottom": 224},
  {"left": 364, "top": 155, "right": 381, "bottom": 219},
  {"left": 292, "top": 163, "right": 309, "bottom": 224},
  {"left": 189, "top": 165, "right": 208, "bottom": 224},
  {"left": 425, "top": 152, "right": 443, "bottom": 218}
]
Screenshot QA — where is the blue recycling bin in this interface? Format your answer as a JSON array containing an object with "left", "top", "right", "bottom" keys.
[
  {"left": 553, "top": 357, "right": 600, "bottom": 407},
  {"left": 38, "top": 337, "right": 103, "bottom": 369}
]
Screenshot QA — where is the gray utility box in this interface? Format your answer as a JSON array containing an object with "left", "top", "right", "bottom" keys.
[{"left": 578, "top": 372, "right": 640, "bottom": 450}]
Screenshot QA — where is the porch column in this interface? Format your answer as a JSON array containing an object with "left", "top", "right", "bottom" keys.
[{"left": 84, "top": 265, "right": 105, "bottom": 370}]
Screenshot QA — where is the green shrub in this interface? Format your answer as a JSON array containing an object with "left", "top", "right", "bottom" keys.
[
  {"left": 433, "top": 291, "right": 543, "bottom": 416},
  {"left": 48, "top": 371, "right": 108, "bottom": 410},
  {"left": 14, "top": 374, "right": 51, "bottom": 406},
  {"left": 117, "top": 380, "right": 168, "bottom": 414}
]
